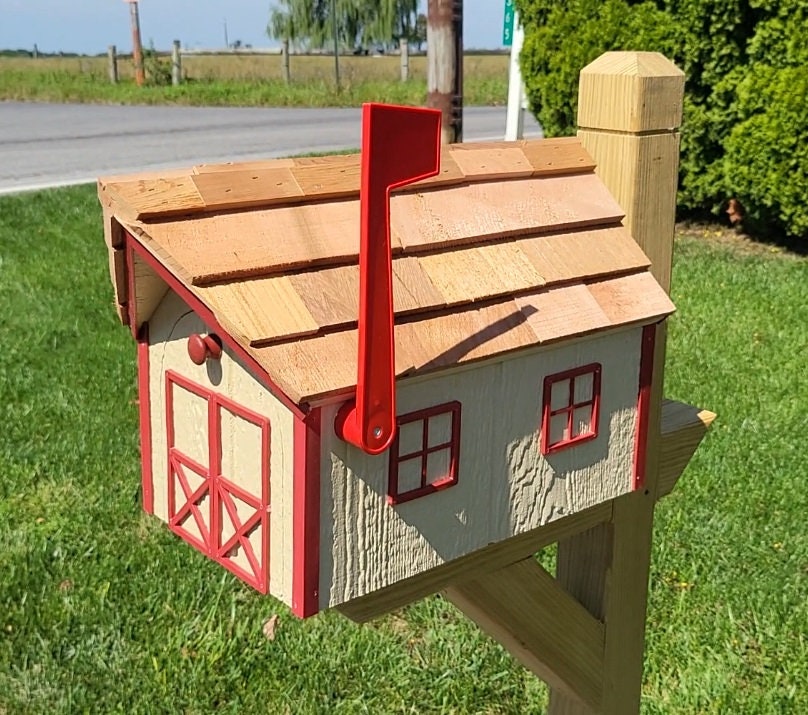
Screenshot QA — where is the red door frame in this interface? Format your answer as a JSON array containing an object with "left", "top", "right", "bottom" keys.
[{"left": 165, "top": 369, "right": 271, "bottom": 593}]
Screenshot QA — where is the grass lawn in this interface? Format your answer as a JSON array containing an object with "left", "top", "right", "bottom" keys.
[
  {"left": 0, "top": 54, "right": 508, "bottom": 108},
  {"left": 1, "top": 187, "right": 806, "bottom": 713}
]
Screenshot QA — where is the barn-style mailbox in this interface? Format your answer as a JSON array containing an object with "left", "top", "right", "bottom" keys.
[{"left": 100, "top": 52, "right": 714, "bottom": 714}]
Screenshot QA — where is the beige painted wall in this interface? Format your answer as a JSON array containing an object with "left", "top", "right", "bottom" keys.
[
  {"left": 147, "top": 290, "right": 295, "bottom": 606},
  {"left": 319, "top": 327, "right": 643, "bottom": 608}
]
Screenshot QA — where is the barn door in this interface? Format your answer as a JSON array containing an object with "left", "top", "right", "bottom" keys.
[{"left": 165, "top": 370, "right": 270, "bottom": 593}]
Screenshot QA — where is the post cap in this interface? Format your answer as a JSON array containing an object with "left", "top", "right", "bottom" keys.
[{"left": 578, "top": 51, "right": 685, "bottom": 133}]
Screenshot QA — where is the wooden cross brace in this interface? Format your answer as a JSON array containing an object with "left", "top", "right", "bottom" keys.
[{"left": 338, "top": 52, "right": 714, "bottom": 714}]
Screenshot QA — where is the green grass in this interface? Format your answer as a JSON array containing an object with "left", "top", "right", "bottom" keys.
[
  {"left": 1, "top": 189, "right": 806, "bottom": 713},
  {"left": 0, "top": 55, "right": 508, "bottom": 108}
]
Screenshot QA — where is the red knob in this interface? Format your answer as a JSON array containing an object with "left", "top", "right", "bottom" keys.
[{"left": 187, "top": 333, "right": 222, "bottom": 365}]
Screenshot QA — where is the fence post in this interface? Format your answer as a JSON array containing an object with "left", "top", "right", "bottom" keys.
[
  {"left": 172, "top": 40, "right": 182, "bottom": 86},
  {"left": 108, "top": 45, "right": 118, "bottom": 84},
  {"left": 282, "top": 39, "right": 291, "bottom": 83},
  {"left": 547, "top": 51, "right": 685, "bottom": 715},
  {"left": 400, "top": 39, "right": 409, "bottom": 81}
]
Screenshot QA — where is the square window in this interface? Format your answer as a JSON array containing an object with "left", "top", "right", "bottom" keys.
[
  {"left": 574, "top": 372, "right": 594, "bottom": 404},
  {"left": 541, "top": 364, "right": 601, "bottom": 455},
  {"left": 549, "top": 412, "right": 569, "bottom": 445},
  {"left": 397, "top": 420, "right": 423, "bottom": 458},
  {"left": 428, "top": 411, "right": 453, "bottom": 448},
  {"left": 388, "top": 401, "right": 461, "bottom": 505},
  {"left": 550, "top": 378, "right": 571, "bottom": 411},
  {"left": 573, "top": 405, "right": 593, "bottom": 438},
  {"left": 396, "top": 457, "right": 423, "bottom": 495},
  {"left": 426, "top": 449, "right": 452, "bottom": 487}
]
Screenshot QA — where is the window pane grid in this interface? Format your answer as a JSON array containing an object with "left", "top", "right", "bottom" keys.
[
  {"left": 541, "top": 364, "right": 601, "bottom": 455},
  {"left": 398, "top": 441, "right": 455, "bottom": 461},
  {"left": 388, "top": 402, "right": 461, "bottom": 505}
]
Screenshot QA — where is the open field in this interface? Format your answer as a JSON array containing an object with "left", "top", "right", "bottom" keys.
[
  {"left": 0, "top": 53, "right": 509, "bottom": 107},
  {"left": 1, "top": 186, "right": 807, "bottom": 713}
]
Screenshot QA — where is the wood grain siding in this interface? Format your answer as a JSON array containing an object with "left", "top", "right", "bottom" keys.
[
  {"left": 147, "top": 290, "right": 296, "bottom": 607},
  {"left": 318, "top": 327, "right": 643, "bottom": 608}
]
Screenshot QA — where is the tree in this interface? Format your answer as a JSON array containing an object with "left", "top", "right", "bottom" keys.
[
  {"left": 268, "top": 0, "right": 328, "bottom": 52},
  {"left": 267, "top": 0, "right": 418, "bottom": 51},
  {"left": 516, "top": 0, "right": 808, "bottom": 240},
  {"left": 413, "top": 13, "right": 427, "bottom": 50}
]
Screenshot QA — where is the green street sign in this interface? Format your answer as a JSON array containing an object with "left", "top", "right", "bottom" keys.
[{"left": 502, "top": 0, "right": 515, "bottom": 46}]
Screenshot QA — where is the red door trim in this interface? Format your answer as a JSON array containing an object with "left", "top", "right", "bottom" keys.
[
  {"left": 137, "top": 323, "right": 154, "bottom": 514},
  {"left": 125, "top": 231, "right": 306, "bottom": 420},
  {"left": 165, "top": 369, "right": 271, "bottom": 593},
  {"left": 633, "top": 323, "right": 657, "bottom": 490},
  {"left": 292, "top": 408, "right": 321, "bottom": 618}
]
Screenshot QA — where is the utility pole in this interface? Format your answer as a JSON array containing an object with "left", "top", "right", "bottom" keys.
[
  {"left": 125, "top": 0, "right": 145, "bottom": 86},
  {"left": 427, "top": 0, "right": 463, "bottom": 144},
  {"left": 224, "top": 18, "right": 229, "bottom": 49}
]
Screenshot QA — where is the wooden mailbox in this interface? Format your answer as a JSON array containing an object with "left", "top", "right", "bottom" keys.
[{"left": 99, "top": 52, "right": 714, "bottom": 714}]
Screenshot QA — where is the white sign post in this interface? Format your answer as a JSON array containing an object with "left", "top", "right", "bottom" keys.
[{"left": 504, "top": 9, "right": 525, "bottom": 141}]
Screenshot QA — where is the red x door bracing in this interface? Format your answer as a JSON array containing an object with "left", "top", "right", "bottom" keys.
[{"left": 165, "top": 370, "right": 270, "bottom": 593}]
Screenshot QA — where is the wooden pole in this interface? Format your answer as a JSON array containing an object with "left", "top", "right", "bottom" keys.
[
  {"left": 171, "top": 40, "right": 182, "bottom": 86},
  {"left": 331, "top": 0, "right": 341, "bottom": 90},
  {"left": 282, "top": 39, "right": 291, "bottom": 83},
  {"left": 128, "top": 0, "right": 145, "bottom": 86},
  {"left": 108, "top": 45, "right": 118, "bottom": 84},
  {"left": 546, "top": 52, "right": 685, "bottom": 715},
  {"left": 400, "top": 39, "right": 409, "bottom": 82},
  {"left": 427, "top": 0, "right": 463, "bottom": 143}
]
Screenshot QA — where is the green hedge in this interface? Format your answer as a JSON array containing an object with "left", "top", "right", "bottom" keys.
[{"left": 515, "top": 0, "right": 808, "bottom": 240}]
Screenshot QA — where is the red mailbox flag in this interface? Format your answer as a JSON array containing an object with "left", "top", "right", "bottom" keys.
[{"left": 335, "top": 103, "right": 442, "bottom": 455}]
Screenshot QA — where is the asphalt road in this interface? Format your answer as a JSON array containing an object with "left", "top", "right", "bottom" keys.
[{"left": 0, "top": 102, "right": 542, "bottom": 195}]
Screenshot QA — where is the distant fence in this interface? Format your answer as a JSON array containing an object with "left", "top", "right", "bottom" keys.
[{"left": 103, "top": 41, "right": 445, "bottom": 85}]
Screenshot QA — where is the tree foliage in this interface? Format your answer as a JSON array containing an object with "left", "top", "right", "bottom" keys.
[
  {"left": 515, "top": 0, "right": 808, "bottom": 240},
  {"left": 268, "top": 0, "right": 419, "bottom": 51}
]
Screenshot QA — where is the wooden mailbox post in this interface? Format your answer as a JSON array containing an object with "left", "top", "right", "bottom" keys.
[
  {"left": 98, "top": 52, "right": 713, "bottom": 714},
  {"left": 444, "top": 52, "right": 715, "bottom": 715}
]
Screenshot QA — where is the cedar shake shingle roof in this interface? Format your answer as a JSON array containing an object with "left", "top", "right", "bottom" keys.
[{"left": 99, "top": 137, "right": 674, "bottom": 406}]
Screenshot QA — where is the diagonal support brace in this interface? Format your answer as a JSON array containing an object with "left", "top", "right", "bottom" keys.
[{"left": 445, "top": 557, "right": 605, "bottom": 712}]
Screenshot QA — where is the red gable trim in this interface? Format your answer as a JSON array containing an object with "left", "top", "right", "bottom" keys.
[
  {"left": 137, "top": 323, "right": 154, "bottom": 514},
  {"left": 125, "top": 232, "right": 305, "bottom": 420},
  {"left": 292, "top": 408, "right": 321, "bottom": 618},
  {"left": 633, "top": 323, "right": 657, "bottom": 491}
]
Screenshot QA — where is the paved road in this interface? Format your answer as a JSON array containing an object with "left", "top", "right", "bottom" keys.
[{"left": 0, "top": 102, "right": 542, "bottom": 195}]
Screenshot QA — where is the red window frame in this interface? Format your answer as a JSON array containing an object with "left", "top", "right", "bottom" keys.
[
  {"left": 165, "top": 370, "right": 271, "bottom": 593},
  {"left": 388, "top": 401, "right": 461, "bottom": 505},
  {"left": 541, "top": 364, "right": 602, "bottom": 455}
]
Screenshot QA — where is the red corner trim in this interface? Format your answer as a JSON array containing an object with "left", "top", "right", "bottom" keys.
[
  {"left": 124, "top": 231, "right": 305, "bottom": 420},
  {"left": 137, "top": 323, "right": 154, "bottom": 514},
  {"left": 633, "top": 324, "right": 657, "bottom": 491},
  {"left": 292, "top": 408, "right": 321, "bottom": 618}
]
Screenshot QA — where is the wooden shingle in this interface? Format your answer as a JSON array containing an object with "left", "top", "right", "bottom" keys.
[{"left": 99, "top": 136, "right": 675, "bottom": 407}]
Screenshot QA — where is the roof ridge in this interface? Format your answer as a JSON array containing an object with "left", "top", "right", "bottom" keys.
[{"left": 99, "top": 137, "right": 596, "bottom": 221}]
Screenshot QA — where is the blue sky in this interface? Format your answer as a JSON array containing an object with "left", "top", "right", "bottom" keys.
[{"left": 0, "top": 1, "right": 507, "bottom": 55}]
